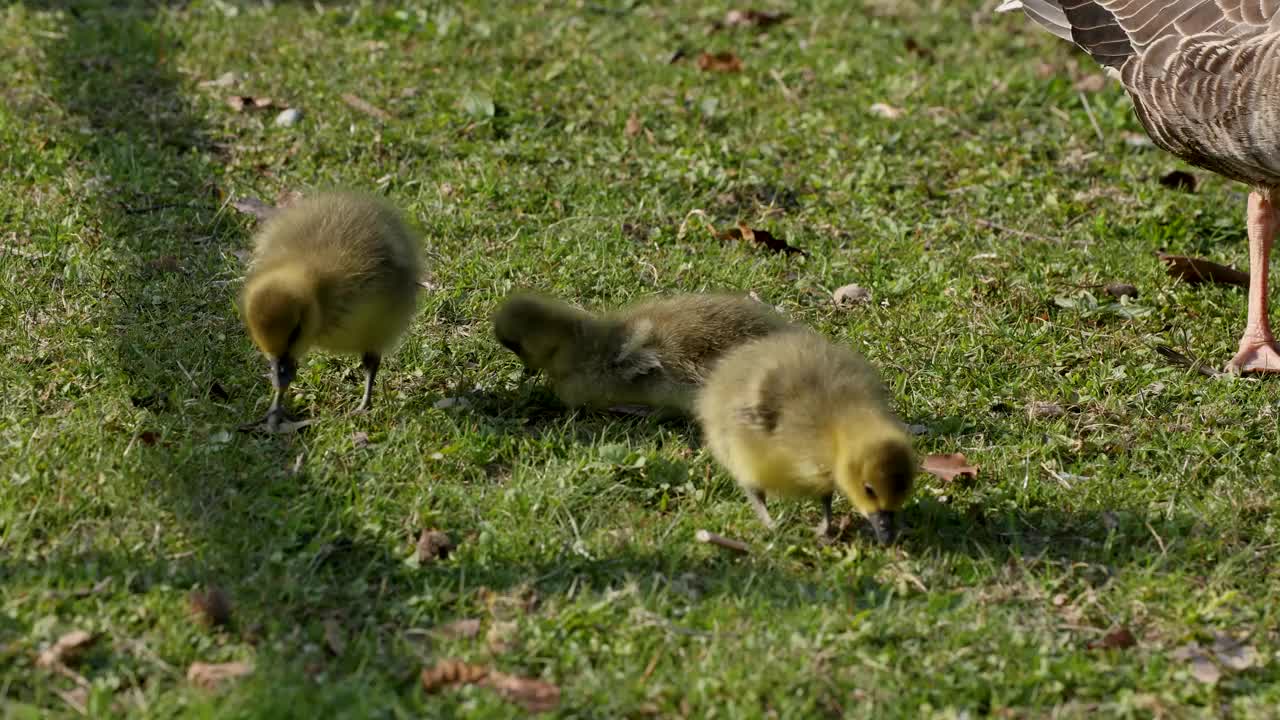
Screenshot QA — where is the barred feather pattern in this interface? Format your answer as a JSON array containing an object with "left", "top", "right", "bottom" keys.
[{"left": 1012, "top": 0, "right": 1280, "bottom": 189}]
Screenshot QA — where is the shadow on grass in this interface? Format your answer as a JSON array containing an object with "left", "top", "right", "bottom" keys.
[{"left": 13, "top": 2, "right": 838, "bottom": 711}]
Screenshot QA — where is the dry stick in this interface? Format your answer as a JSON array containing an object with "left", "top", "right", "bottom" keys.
[
  {"left": 695, "top": 529, "right": 750, "bottom": 554},
  {"left": 341, "top": 93, "right": 392, "bottom": 121},
  {"left": 974, "top": 218, "right": 1061, "bottom": 244},
  {"left": 1078, "top": 91, "right": 1105, "bottom": 145}
]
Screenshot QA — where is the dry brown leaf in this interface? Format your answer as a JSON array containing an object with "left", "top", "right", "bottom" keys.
[
  {"left": 36, "top": 630, "right": 94, "bottom": 669},
  {"left": 420, "top": 659, "right": 559, "bottom": 713},
  {"left": 1158, "top": 170, "right": 1197, "bottom": 192},
  {"left": 485, "top": 670, "right": 562, "bottom": 713},
  {"left": 625, "top": 112, "right": 642, "bottom": 138},
  {"left": 416, "top": 529, "right": 455, "bottom": 564},
  {"left": 1088, "top": 626, "right": 1137, "bottom": 651},
  {"left": 433, "top": 618, "right": 481, "bottom": 640},
  {"left": 138, "top": 430, "right": 160, "bottom": 446},
  {"left": 1157, "top": 252, "right": 1248, "bottom": 288},
  {"left": 226, "top": 95, "right": 273, "bottom": 112},
  {"left": 341, "top": 93, "right": 392, "bottom": 121},
  {"left": 833, "top": 283, "right": 871, "bottom": 307},
  {"left": 869, "top": 102, "right": 903, "bottom": 119},
  {"left": 187, "top": 661, "right": 253, "bottom": 689},
  {"left": 230, "top": 196, "right": 278, "bottom": 222},
  {"left": 188, "top": 587, "right": 232, "bottom": 628},
  {"left": 324, "top": 618, "right": 346, "bottom": 657},
  {"left": 697, "top": 51, "right": 744, "bottom": 73},
  {"left": 920, "top": 453, "right": 978, "bottom": 483},
  {"left": 352, "top": 431, "right": 370, "bottom": 449},
  {"left": 720, "top": 223, "right": 806, "bottom": 256},
  {"left": 723, "top": 9, "right": 791, "bottom": 29}
]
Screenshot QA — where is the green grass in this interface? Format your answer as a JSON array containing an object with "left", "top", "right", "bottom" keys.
[{"left": 3, "top": 0, "right": 1280, "bottom": 717}]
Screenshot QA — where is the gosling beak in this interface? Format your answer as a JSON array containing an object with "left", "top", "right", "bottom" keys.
[
  {"left": 868, "top": 511, "right": 897, "bottom": 545},
  {"left": 270, "top": 353, "right": 296, "bottom": 390}
]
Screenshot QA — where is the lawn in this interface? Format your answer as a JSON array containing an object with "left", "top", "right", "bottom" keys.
[{"left": 3, "top": 0, "right": 1279, "bottom": 717}]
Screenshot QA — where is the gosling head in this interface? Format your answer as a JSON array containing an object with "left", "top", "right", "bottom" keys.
[
  {"left": 243, "top": 268, "right": 322, "bottom": 391},
  {"left": 492, "top": 292, "right": 586, "bottom": 375},
  {"left": 833, "top": 420, "right": 916, "bottom": 545}
]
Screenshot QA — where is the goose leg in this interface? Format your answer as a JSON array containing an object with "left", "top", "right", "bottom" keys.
[{"left": 1227, "top": 190, "right": 1280, "bottom": 374}]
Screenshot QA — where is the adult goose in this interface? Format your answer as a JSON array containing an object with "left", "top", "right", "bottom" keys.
[{"left": 999, "top": 0, "right": 1280, "bottom": 373}]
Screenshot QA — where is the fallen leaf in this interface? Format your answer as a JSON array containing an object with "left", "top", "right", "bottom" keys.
[
  {"left": 187, "top": 661, "right": 253, "bottom": 690},
  {"left": 720, "top": 223, "right": 806, "bottom": 256},
  {"left": 1158, "top": 170, "right": 1197, "bottom": 192},
  {"left": 869, "top": 102, "right": 903, "bottom": 119},
  {"left": 1027, "top": 401, "right": 1065, "bottom": 420},
  {"left": 625, "top": 112, "right": 642, "bottom": 138},
  {"left": 36, "top": 630, "right": 94, "bottom": 669},
  {"left": 487, "top": 620, "right": 518, "bottom": 654},
  {"left": 209, "top": 381, "right": 230, "bottom": 401},
  {"left": 323, "top": 618, "right": 346, "bottom": 657},
  {"left": 832, "top": 283, "right": 871, "bottom": 306},
  {"left": 694, "top": 529, "right": 751, "bottom": 554},
  {"left": 1157, "top": 252, "right": 1248, "bottom": 288},
  {"left": 433, "top": 618, "right": 481, "bottom": 640},
  {"left": 416, "top": 529, "right": 455, "bottom": 564},
  {"left": 722, "top": 9, "right": 790, "bottom": 29},
  {"left": 1088, "top": 626, "right": 1137, "bottom": 650},
  {"left": 421, "top": 659, "right": 490, "bottom": 692},
  {"left": 1212, "top": 632, "right": 1259, "bottom": 671},
  {"left": 459, "top": 91, "right": 496, "bottom": 119},
  {"left": 668, "top": 47, "right": 689, "bottom": 64},
  {"left": 1104, "top": 282, "right": 1138, "bottom": 299},
  {"left": 352, "top": 431, "right": 370, "bottom": 449},
  {"left": 229, "top": 196, "right": 277, "bottom": 222},
  {"left": 188, "top": 587, "right": 233, "bottom": 628},
  {"left": 138, "top": 430, "right": 160, "bottom": 446},
  {"left": 921, "top": 453, "right": 978, "bottom": 483},
  {"left": 225, "top": 95, "right": 273, "bottom": 112},
  {"left": 341, "top": 93, "right": 392, "bottom": 121},
  {"left": 906, "top": 423, "right": 929, "bottom": 436},
  {"left": 697, "top": 51, "right": 743, "bottom": 73},
  {"left": 421, "top": 660, "right": 560, "bottom": 714},
  {"left": 485, "top": 669, "right": 562, "bottom": 713},
  {"left": 1073, "top": 74, "right": 1106, "bottom": 92}
]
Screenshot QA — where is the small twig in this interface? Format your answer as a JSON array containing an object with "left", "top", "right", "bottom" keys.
[
  {"left": 975, "top": 218, "right": 1061, "bottom": 244},
  {"left": 1078, "top": 91, "right": 1105, "bottom": 145},
  {"left": 695, "top": 529, "right": 750, "bottom": 555},
  {"left": 769, "top": 69, "right": 797, "bottom": 102},
  {"left": 341, "top": 93, "right": 392, "bottom": 121},
  {"left": 1145, "top": 521, "right": 1167, "bottom": 557}
]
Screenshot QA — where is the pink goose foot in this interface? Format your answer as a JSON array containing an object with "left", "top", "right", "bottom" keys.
[
  {"left": 1225, "top": 190, "right": 1280, "bottom": 375},
  {"left": 1227, "top": 333, "right": 1280, "bottom": 374}
]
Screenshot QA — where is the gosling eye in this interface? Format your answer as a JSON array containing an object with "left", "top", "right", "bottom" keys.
[{"left": 864, "top": 483, "right": 878, "bottom": 500}]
